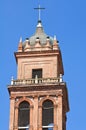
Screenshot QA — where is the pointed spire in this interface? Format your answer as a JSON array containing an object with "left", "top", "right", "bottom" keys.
[
  {"left": 19, "top": 37, "right": 22, "bottom": 43},
  {"left": 54, "top": 35, "right": 59, "bottom": 44},
  {"left": 54, "top": 35, "right": 57, "bottom": 41},
  {"left": 53, "top": 35, "right": 59, "bottom": 50},
  {"left": 53, "top": 35, "right": 57, "bottom": 44},
  {"left": 18, "top": 37, "right": 23, "bottom": 52}
]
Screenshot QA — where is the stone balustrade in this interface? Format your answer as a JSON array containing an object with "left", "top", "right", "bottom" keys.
[{"left": 11, "top": 76, "right": 63, "bottom": 85}]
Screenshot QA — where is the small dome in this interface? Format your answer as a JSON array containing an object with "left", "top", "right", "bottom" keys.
[{"left": 23, "top": 20, "right": 53, "bottom": 47}]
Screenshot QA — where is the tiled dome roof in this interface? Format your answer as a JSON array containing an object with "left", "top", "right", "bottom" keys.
[{"left": 23, "top": 20, "right": 53, "bottom": 47}]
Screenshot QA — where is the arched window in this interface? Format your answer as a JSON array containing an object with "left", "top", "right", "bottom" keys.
[
  {"left": 18, "top": 101, "right": 30, "bottom": 130},
  {"left": 42, "top": 100, "right": 54, "bottom": 130}
]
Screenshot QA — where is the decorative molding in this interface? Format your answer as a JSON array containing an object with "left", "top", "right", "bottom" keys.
[
  {"left": 15, "top": 96, "right": 34, "bottom": 107},
  {"left": 58, "top": 93, "right": 63, "bottom": 97},
  {"left": 8, "top": 84, "right": 66, "bottom": 92},
  {"left": 39, "top": 96, "right": 56, "bottom": 106},
  {"left": 10, "top": 95, "right": 15, "bottom": 100}
]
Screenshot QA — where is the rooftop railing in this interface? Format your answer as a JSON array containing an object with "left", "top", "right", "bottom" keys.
[{"left": 11, "top": 74, "right": 63, "bottom": 85}]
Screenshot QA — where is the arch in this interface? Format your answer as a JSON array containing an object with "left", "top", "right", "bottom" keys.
[
  {"left": 38, "top": 97, "right": 57, "bottom": 130},
  {"left": 15, "top": 97, "right": 34, "bottom": 130},
  {"left": 39, "top": 96, "right": 56, "bottom": 107},
  {"left": 15, "top": 97, "right": 33, "bottom": 108}
]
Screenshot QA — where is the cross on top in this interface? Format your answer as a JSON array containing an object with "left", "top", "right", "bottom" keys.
[{"left": 34, "top": 5, "right": 45, "bottom": 20}]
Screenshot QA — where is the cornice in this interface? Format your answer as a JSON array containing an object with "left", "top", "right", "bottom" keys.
[{"left": 8, "top": 82, "right": 66, "bottom": 93}]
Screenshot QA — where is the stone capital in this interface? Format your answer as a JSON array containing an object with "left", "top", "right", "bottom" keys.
[
  {"left": 57, "top": 91, "right": 63, "bottom": 97},
  {"left": 33, "top": 95, "right": 39, "bottom": 98}
]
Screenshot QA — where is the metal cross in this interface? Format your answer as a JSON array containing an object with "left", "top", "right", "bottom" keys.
[{"left": 34, "top": 5, "right": 45, "bottom": 20}]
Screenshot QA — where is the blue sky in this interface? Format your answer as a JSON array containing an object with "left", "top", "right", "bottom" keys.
[{"left": 0, "top": 0, "right": 86, "bottom": 129}]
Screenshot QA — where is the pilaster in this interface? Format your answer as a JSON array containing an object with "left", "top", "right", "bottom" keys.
[
  {"left": 9, "top": 96, "right": 15, "bottom": 130},
  {"left": 30, "top": 105, "right": 34, "bottom": 130},
  {"left": 38, "top": 105, "right": 42, "bottom": 130},
  {"left": 33, "top": 96, "right": 38, "bottom": 130},
  {"left": 54, "top": 104, "right": 58, "bottom": 130},
  {"left": 14, "top": 106, "right": 18, "bottom": 130},
  {"left": 57, "top": 93, "right": 63, "bottom": 130}
]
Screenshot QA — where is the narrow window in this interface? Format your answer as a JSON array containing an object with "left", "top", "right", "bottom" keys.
[
  {"left": 42, "top": 100, "right": 54, "bottom": 130},
  {"left": 32, "top": 69, "right": 42, "bottom": 78},
  {"left": 18, "top": 101, "right": 30, "bottom": 130}
]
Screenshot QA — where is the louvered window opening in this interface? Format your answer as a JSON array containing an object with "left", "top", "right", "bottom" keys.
[
  {"left": 18, "top": 101, "right": 30, "bottom": 130},
  {"left": 42, "top": 100, "right": 54, "bottom": 130}
]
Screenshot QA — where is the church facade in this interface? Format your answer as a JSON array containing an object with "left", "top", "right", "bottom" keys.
[{"left": 8, "top": 19, "right": 69, "bottom": 130}]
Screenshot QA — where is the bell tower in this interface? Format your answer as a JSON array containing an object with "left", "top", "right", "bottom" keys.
[{"left": 8, "top": 7, "right": 69, "bottom": 130}]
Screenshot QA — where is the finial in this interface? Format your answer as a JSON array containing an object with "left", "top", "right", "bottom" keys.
[
  {"left": 54, "top": 35, "right": 57, "bottom": 41},
  {"left": 26, "top": 38, "right": 29, "bottom": 42},
  {"left": 18, "top": 37, "right": 23, "bottom": 52},
  {"left": 59, "top": 74, "right": 63, "bottom": 82},
  {"left": 35, "top": 75, "right": 38, "bottom": 84},
  {"left": 53, "top": 35, "right": 59, "bottom": 50},
  {"left": 11, "top": 76, "right": 14, "bottom": 85},
  {"left": 34, "top": 5, "right": 45, "bottom": 21},
  {"left": 54, "top": 35, "right": 59, "bottom": 44},
  {"left": 36, "top": 37, "right": 40, "bottom": 43},
  {"left": 37, "top": 20, "right": 42, "bottom": 27},
  {"left": 19, "top": 37, "right": 22, "bottom": 43},
  {"left": 46, "top": 36, "right": 50, "bottom": 41}
]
